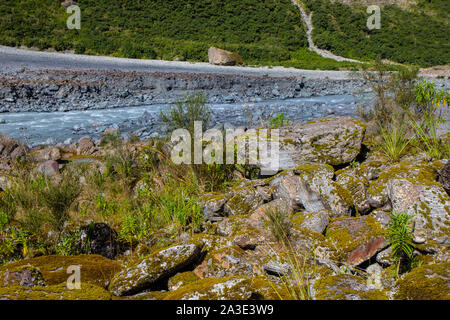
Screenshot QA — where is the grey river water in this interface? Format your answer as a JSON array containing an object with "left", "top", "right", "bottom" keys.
[{"left": 0, "top": 94, "right": 360, "bottom": 146}]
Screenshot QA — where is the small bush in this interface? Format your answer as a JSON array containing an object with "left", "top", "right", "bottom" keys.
[
  {"left": 161, "top": 93, "right": 212, "bottom": 135},
  {"left": 386, "top": 211, "right": 415, "bottom": 277}
]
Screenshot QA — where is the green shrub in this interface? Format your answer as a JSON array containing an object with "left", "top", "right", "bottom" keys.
[{"left": 386, "top": 211, "right": 415, "bottom": 277}]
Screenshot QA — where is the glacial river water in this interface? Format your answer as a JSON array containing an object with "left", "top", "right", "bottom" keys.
[{"left": 0, "top": 94, "right": 362, "bottom": 146}]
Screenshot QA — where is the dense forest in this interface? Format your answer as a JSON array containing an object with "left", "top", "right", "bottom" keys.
[
  {"left": 0, "top": 0, "right": 448, "bottom": 68},
  {"left": 306, "top": 0, "right": 450, "bottom": 66}
]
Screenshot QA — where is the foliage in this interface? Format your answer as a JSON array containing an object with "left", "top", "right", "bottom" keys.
[
  {"left": 379, "top": 121, "right": 410, "bottom": 162},
  {"left": 269, "top": 112, "right": 291, "bottom": 128},
  {"left": 305, "top": 0, "right": 450, "bottom": 66},
  {"left": 265, "top": 208, "right": 292, "bottom": 243},
  {"left": 408, "top": 81, "right": 450, "bottom": 159},
  {"left": 161, "top": 92, "right": 212, "bottom": 135},
  {"left": 386, "top": 211, "right": 415, "bottom": 276}
]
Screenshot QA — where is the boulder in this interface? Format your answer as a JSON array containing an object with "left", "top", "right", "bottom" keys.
[
  {"left": 37, "top": 160, "right": 60, "bottom": 177},
  {"left": 291, "top": 210, "right": 330, "bottom": 234},
  {"left": 77, "top": 137, "right": 96, "bottom": 155},
  {"left": 168, "top": 271, "right": 200, "bottom": 291},
  {"left": 80, "top": 223, "right": 119, "bottom": 259},
  {"left": 325, "top": 216, "right": 387, "bottom": 266},
  {"left": 201, "top": 193, "right": 229, "bottom": 221},
  {"left": 224, "top": 186, "right": 264, "bottom": 216},
  {"left": 395, "top": 262, "right": 450, "bottom": 300},
  {"left": 271, "top": 163, "right": 352, "bottom": 217},
  {"left": 0, "top": 135, "right": 28, "bottom": 164},
  {"left": 1, "top": 264, "right": 45, "bottom": 288},
  {"left": 208, "top": 47, "right": 243, "bottom": 66},
  {"left": 237, "top": 117, "right": 365, "bottom": 172},
  {"left": 313, "top": 274, "right": 387, "bottom": 300},
  {"left": 0, "top": 283, "right": 111, "bottom": 300},
  {"left": 109, "top": 243, "right": 202, "bottom": 296},
  {"left": 439, "top": 160, "right": 450, "bottom": 195},
  {"left": 336, "top": 168, "right": 370, "bottom": 214},
  {"left": 247, "top": 198, "right": 293, "bottom": 230},
  {"left": 387, "top": 178, "right": 450, "bottom": 242},
  {"left": 0, "top": 255, "right": 121, "bottom": 288},
  {"left": 31, "top": 147, "right": 61, "bottom": 162},
  {"left": 164, "top": 277, "right": 254, "bottom": 300},
  {"left": 193, "top": 246, "right": 256, "bottom": 279}
]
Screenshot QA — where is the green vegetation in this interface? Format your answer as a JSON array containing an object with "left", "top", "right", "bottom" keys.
[
  {"left": 305, "top": 0, "right": 450, "bottom": 66},
  {"left": 409, "top": 81, "right": 450, "bottom": 159},
  {"left": 269, "top": 112, "right": 291, "bottom": 128},
  {"left": 161, "top": 93, "right": 211, "bottom": 135},
  {"left": 1, "top": 0, "right": 447, "bottom": 68},
  {"left": 355, "top": 60, "right": 449, "bottom": 161},
  {"left": 386, "top": 211, "right": 415, "bottom": 277}
]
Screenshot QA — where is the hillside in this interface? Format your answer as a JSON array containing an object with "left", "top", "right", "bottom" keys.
[{"left": 0, "top": 0, "right": 448, "bottom": 69}]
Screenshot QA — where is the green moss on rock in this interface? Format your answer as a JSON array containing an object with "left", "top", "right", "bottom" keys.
[
  {"left": 395, "top": 262, "right": 450, "bottom": 300},
  {"left": 0, "top": 255, "right": 121, "bottom": 288}
]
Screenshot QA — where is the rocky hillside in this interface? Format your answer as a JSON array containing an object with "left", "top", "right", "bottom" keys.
[
  {"left": 0, "top": 0, "right": 448, "bottom": 69},
  {"left": 0, "top": 112, "right": 448, "bottom": 300}
]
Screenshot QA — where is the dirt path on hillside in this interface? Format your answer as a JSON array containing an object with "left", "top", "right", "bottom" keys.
[{"left": 290, "top": 0, "right": 363, "bottom": 63}]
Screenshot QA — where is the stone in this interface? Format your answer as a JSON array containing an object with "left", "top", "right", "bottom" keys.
[
  {"left": 80, "top": 223, "right": 119, "bottom": 259},
  {"left": 271, "top": 163, "right": 352, "bottom": 217},
  {"left": 224, "top": 186, "right": 264, "bottom": 216},
  {"left": 247, "top": 198, "right": 293, "bottom": 230},
  {"left": 325, "top": 216, "right": 387, "bottom": 266},
  {"left": 395, "top": 262, "right": 450, "bottom": 300},
  {"left": 276, "top": 116, "right": 366, "bottom": 170},
  {"left": 292, "top": 210, "right": 330, "bottom": 234},
  {"left": 387, "top": 178, "right": 450, "bottom": 242},
  {"left": 232, "top": 234, "right": 257, "bottom": 250},
  {"left": 109, "top": 243, "right": 202, "bottom": 296},
  {"left": 201, "top": 193, "right": 229, "bottom": 221},
  {"left": 193, "top": 246, "right": 256, "bottom": 279},
  {"left": 336, "top": 169, "right": 370, "bottom": 214},
  {"left": 0, "top": 255, "right": 121, "bottom": 288},
  {"left": 164, "top": 277, "right": 254, "bottom": 300},
  {"left": 168, "top": 271, "right": 199, "bottom": 291},
  {"left": 208, "top": 47, "right": 243, "bottom": 66},
  {"left": 366, "top": 263, "right": 384, "bottom": 290},
  {"left": 37, "top": 160, "right": 60, "bottom": 176},
  {"left": 439, "top": 160, "right": 450, "bottom": 195},
  {"left": 2, "top": 264, "right": 45, "bottom": 288},
  {"left": 263, "top": 261, "right": 291, "bottom": 276},
  {"left": 77, "top": 137, "right": 96, "bottom": 155},
  {"left": 376, "top": 247, "right": 394, "bottom": 266},
  {"left": 31, "top": 147, "right": 61, "bottom": 162},
  {"left": 0, "top": 283, "right": 112, "bottom": 300},
  {"left": 313, "top": 274, "right": 387, "bottom": 300}
]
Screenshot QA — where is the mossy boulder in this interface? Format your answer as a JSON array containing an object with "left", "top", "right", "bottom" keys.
[
  {"left": 291, "top": 210, "right": 330, "bottom": 235},
  {"left": 0, "top": 283, "right": 111, "bottom": 300},
  {"left": 278, "top": 116, "right": 366, "bottom": 168},
  {"left": 387, "top": 178, "right": 450, "bottom": 242},
  {"left": 1, "top": 264, "right": 45, "bottom": 288},
  {"left": 200, "top": 193, "right": 229, "bottom": 222},
  {"left": 336, "top": 169, "right": 370, "bottom": 214},
  {"left": 325, "top": 216, "right": 387, "bottom": 266},
  {"left": 168, "top": 271, "right": 200, "bottom": 291},
  {"left": 193, "top": 246, "right": 258, "bottom": 279},
  {"left": 109, "top": 243, "right": 202, "bottom": 296},
  {"left": 313, "top": 274, "right": 388, "bottom": 300},
  {"left": 368, "top": 160, "right": 439, "bottom": 210},
  {"left": 164, "top": 277, "right": 255, "bottom": 300},
  {"left": 439, "top": 160, "right": 450, "bottom": 195},
  {"left": 272, "top": 163, "right": 352, "bottom": 217},
  {"left": 0, "top": 255, "right": 121, "bottom": 288},
  {"left": 395, "top": 262, "right": 450, "bottom": 300},
  {"left": 224, "top": 186, "right": 264, "bottom": 216}
]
